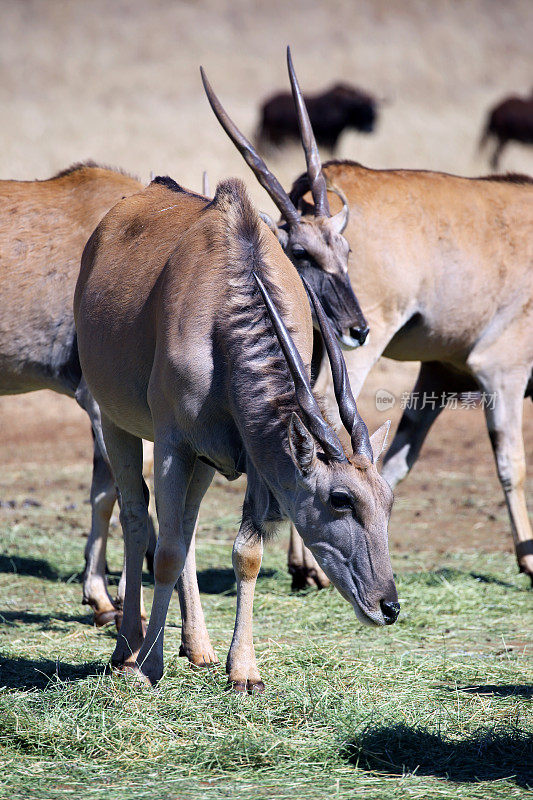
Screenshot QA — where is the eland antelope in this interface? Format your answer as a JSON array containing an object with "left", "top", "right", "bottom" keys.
[
  {"left": 74, "top": 175, "right": 398, "bottom": 690},
  {"left": 0, "top": 162, "right": 154, "bottom": 626},
  {"left": 288, "top": 161, "right": 533, "bottom": 585}
]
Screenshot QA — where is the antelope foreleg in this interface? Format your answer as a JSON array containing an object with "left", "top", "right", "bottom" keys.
[{"left": 227, "top": 520, "right": 264, "bottom": 694}]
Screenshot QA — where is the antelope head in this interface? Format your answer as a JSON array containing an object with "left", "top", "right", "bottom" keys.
[
  {"left": 201, "top": 48, "right": 368, "bottom": 350},
  {"left": 254, "top": 273, "right": 399, "bottom": 627}
]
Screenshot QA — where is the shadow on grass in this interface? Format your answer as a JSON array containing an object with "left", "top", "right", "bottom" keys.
[
  {"left": 468, "top": 572, "right": 521, "bottom": 590},
  {"left": 343, "top": 723, "right": 533, "bottom": 788},
  {"left": 0, "top": 655, "right": 105, "bottom": 690},
  {"left": 0, "top": 610, "right": 91, "bottom": 629},
  {"left": 440, "top": 684, "right": 533, "bottom": 699},
  {"left": 1, "top": 555, "right": 155, "bottom": 588},
  {"left": 0, "top": 554, "right": 81, "bottom": 583},
  {"left": 402, "top": 567, "right": 520, "bottom": 591},
  {"left": 195, "top": 567, "right": 277, "bottom": 595}
]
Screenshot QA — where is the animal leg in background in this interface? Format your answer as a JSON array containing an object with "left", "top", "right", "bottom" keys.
[
  {"left": 226, "top": 516, "right": 264, "bottom": 694},
  {"left": 82, "top": 432, "right": 120, "bottom": 625},
  {"left": 76, "top": 378, "right": 155, "bottom": 625},
  {"left": 491, "top": 137, "right": 507, "bottom": 170},
  {"left": 380, "top": 362, "right": 473, "bottom": 489},
  {"left": 473, "top": 363, "right": 533, "bottom": 583},
  {"left": 288, "top": 522, "right": 330, "bottom": 590}
]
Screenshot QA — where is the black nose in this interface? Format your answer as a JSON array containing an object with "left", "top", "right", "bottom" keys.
[
  {"left": 380, "top": 599, "right": 400, "bottom": 625},
  {"left": 350, "top": 325, "right": 369, "bottom": 345}
]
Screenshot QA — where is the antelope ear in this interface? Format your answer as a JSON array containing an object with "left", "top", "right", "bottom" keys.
[
  {"left": 370, "top": 420, "right": 391, "bottom": 463},
  {"left": 329, "top": 202, "right": 349, "bottom": 234},
  {"left": 288, "top": 412, "right": 316, "bottom": 474}
]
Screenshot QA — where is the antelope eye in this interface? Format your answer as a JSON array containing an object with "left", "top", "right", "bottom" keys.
[
  {"left": 292, "top": 245, "right": 308, "bottom": 260},
  {"left": 330, "top": 491, "right": 353, "bottom": 511}
]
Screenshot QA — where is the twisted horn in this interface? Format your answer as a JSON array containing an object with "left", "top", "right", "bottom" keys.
[
  {"left": 286, "top": 47, "right": 330, "bottom": 218},
  {"left": 201, "top": 67, "right": 300, "bottom": 228},
  {"left": 302, "top": 277, "right": 373, "bottom": 461},
  {"left": 253, "top": 272, "right": 346, "bottom": 462}
]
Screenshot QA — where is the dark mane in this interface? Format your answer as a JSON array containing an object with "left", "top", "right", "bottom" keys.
[
  {"left": 214, "top": 179, "right": 301, "bottom": 439},
  {"left": 51, "top": 160, "right": 138, "bottom": 181},
  {"left": 477, "top": 172, "right": 533, "bottom": 185},
  {"left": 289, "top": 159, "right": 533, "bottom": 205},
  {"left": 288, "top": 160, "right": 362, "bottom": 205},
  {"left": 152, "top": 174, "right": 209, "bottom": 202}
]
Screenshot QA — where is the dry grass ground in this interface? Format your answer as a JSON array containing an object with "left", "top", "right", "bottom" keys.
[{"left": 0, "top": 1, "right": 532, "bottom": 798}]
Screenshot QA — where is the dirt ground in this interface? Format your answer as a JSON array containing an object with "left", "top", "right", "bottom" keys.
[
  {"left": 0, "top": 0, "right": 532, "bottom": 567},
  {"left": 2, "top": 359, "right": 532, "bottom": 562}
]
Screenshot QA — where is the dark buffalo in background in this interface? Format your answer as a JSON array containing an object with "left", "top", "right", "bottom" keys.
[
  {"left": 479, "top": 92, "right": 533, "bottom": 169},
  {"left": 256, "top": 82, "right": 378, "bottom": 151}
]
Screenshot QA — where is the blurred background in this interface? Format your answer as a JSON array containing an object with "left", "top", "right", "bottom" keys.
[
  {"left": 1, "top": 0, "right": 531, "bottom": 559},
  {"left": 1, "top": 0, "right": 532, "bottom": 217}
]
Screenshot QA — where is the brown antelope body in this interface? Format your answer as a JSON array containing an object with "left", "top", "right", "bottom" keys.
[
  {"left": 74, "top": 176, "right": 398, "bottom": 690},
  {"left": 0, "top": 163, "right": 150, "bottom": 624},
  {"left": 289, "top": 161, "right": 533, "bottom": 583}
]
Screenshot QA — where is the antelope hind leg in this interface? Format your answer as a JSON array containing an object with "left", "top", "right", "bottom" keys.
[
  {"left": 132, "top": 442, "right": 208, "bottom": 686},
  {"left": 176, "top": 462, "right": 219, "bottom": 668},
  {"left": 475, "top": 363, "right": 533, "bottom": 584},
  {"left": 177, "top": 524, "right": 219, "bottom": 667},
  {"left": 83, "top": 434, "right": 120, "bottom": 627},
  {"left": 98, "top": 417, "right": 149, "bottom": 670},
  {"left": 381, "top": 362, "right": 466, "bottom": 489}
]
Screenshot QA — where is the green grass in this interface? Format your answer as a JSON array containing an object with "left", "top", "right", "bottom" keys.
[{"left": 0, "top": 472, "right": 531, "bottom": 799}]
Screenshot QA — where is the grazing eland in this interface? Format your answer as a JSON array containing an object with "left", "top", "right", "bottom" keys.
[{"left": 74, "top": 175, "right": 398, "bottom": 690}]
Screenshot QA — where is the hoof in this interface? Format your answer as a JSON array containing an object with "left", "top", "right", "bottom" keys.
[
  {"left": 112, "top": 662, "right": 153, "bottom": 688},
  {"left": 93, "top": 609, "right": 120, "bottom": 628},
  {"left": 247, "top": 679, "right": 265, "bottom": 695},
  {"left": 515, "top": 542, "right": 533, "bottom": 585},
  {"left": 179, "top": 642, "right": 219, "bottom": 667},
  {"left": 228, "top": 679, "right": 265, "bottom": 695},
  {"left": 230, "top": 680, "right": 248, "bottom": 694}
]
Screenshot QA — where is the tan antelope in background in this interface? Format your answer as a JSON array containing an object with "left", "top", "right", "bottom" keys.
[
  {"left": 288, "top": 162, "right": 533, "bottom": 585},
  {"left": 0, "top": 163, "right": 211, "bottom": 628},
  {"left": 74, "top": 175, "right": 398, "bottom": 690},
  {"left": 0, "top": 163, "right": 156, "bottom": 626}
]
